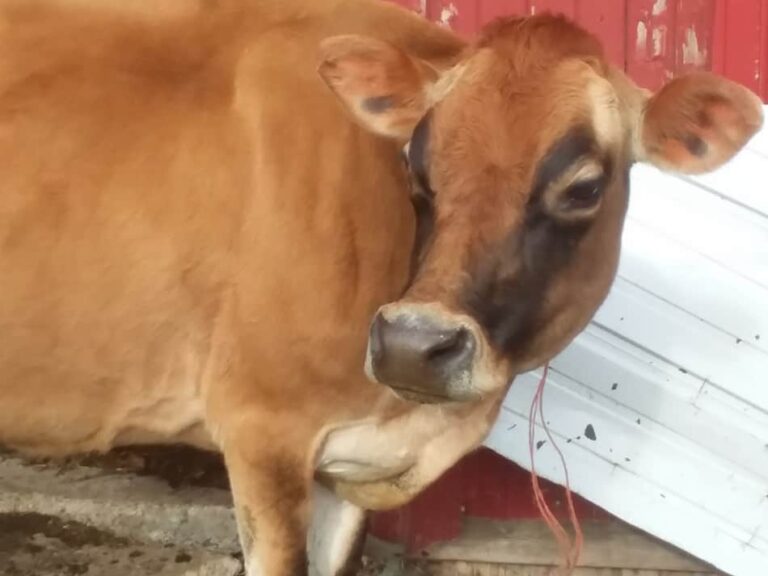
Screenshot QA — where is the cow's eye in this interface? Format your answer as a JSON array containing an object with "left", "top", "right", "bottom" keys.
[
  {"left": 541, "top": 159, "right": 606, "bottom": 222},
  {"left": 562, "top": 178, "right": 603, "bottom": 210},
  {"left": 400, "top": 150, "right": 410, "bottom": 170},
  {"left": 410, "top": 185, "right": 433, "bottom": 207}
]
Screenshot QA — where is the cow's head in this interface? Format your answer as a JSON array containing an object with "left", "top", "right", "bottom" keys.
[{"left": 319, "top": 14, "right": 763, "bottom": 404}]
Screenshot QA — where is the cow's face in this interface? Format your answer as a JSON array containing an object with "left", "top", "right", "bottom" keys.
[{"left": 319, "top": 15, "right": 763, "bottom": 404}]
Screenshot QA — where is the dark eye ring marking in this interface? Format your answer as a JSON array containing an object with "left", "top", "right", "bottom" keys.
[
  {"left": 402, "top": 113, "right": 436, "bottom": 284},
  {"left": 532, "top": 126, "right": 612, "bottom": 221},
  {"left": 406, "top": 112, "right": 433, "bottom": 194},
  {"left": 531, "top": 127, "right": 596, "bottom": 199}
]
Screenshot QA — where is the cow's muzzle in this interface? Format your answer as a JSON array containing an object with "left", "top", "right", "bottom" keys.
[{"left": 365, "top": 304, "right": 482, "bottom": 403}]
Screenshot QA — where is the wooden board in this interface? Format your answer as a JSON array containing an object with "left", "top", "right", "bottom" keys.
[
  {"left": 367, "top": 517, "right": 721, "bottom": 573},
  {"left": 420, "top": 563, "right": 719, "bottom": 576},
  {"left": 424, "top": 519, "right": 715, "bottom": 571}
]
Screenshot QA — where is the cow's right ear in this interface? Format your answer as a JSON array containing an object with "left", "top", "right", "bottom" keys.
[
  {"left": 318, "top": 35, "right": 461, "bottom": 140},
  {"left": 633, "top": 72, "right": 763, "bottom": 173}
]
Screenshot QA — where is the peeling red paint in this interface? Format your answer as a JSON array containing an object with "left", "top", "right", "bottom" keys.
[
  {"left": 440, "top": 2, "right": 459, "bottom": 27},
  {"left": 426, "top": 1, "right": 475, "bottom": 36},
  {"left": 675, "top": 2, "right": 714, "bottom": 76},
  {"left": 626, "top": 0, "right": 677, "bottom": 91},
  {"left": 681, "top": 26, "right": 707, "bottom": 67}
]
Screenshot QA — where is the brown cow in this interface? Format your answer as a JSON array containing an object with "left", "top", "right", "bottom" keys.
[{"left": 0, "top": 1, "right": 762, "bottom": 575}]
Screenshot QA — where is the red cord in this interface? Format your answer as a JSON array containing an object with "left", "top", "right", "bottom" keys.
[{"left": 528, "top": 363, "right": 584, "bottom": 575}]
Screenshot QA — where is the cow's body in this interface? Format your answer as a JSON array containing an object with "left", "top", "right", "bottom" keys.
[
  {"left": 0, "top": 0, "right": 423, "bottom": 454},
  {"left": 0, "top": 1, "right": 491, "bottom": 574},
  {"left": 1, "top": 1, "right": 762, "bottom": 575}
]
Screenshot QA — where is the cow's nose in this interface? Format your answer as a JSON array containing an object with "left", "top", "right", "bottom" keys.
[{"left": 367, "top": 312, "right": 476, "bottom": 402}]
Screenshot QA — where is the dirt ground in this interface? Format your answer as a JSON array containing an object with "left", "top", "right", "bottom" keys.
[
  {"left": 0, "top": 512, "right": 244, "bottom": 576},
  {"left": 0, "top": 510, "right": 416, "bottom": 576},
  {"left": 0, "top": 446, "right": 419, "bottom": 576}
]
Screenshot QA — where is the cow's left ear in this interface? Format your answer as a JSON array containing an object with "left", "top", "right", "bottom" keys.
[
  {"left": 318, "top": 35, "right": 461, "bottom": 140},
  {"left": 635, "top": 72, "right": 763, "bottom": 174}
]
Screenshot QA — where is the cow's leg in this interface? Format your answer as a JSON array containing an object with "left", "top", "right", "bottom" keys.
[
  {"left": 308, "top": 483, "right": 367, "bottom": 576},
  {"left": 224, "top": 441, "right": 312, "bottom": 576}
]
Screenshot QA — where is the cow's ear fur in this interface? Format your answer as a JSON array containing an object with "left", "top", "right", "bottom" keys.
[
  {"left": 318, "top": 35, "right": 462, "bottom": 140},
  {"left": 635, "top": 72, "right": 763, "bottom": 174}
]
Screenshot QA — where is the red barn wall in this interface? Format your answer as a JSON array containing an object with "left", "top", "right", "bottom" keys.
[
  {"left": 390, "top": 0, "right": 768, "bottom": 100},
  {"left": 369, "top": 0, "right": 768, "bottom": 553}
]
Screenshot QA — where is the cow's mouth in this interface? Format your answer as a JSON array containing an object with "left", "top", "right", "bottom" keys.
[{"left": 387, "top": 385, "right": 456, "bottom": 404}]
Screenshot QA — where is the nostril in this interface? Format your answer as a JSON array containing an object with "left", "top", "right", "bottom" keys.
[
  {"left": 367, "top": 310, "right": 477, "bottom": 396},
  {"left": 425, "top": 327, "right": 469, "bottom": 363}
]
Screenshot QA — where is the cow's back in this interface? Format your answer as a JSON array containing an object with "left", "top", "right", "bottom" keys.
[{"left": 0, "top": 0, "right": 428, "bottom": 455}]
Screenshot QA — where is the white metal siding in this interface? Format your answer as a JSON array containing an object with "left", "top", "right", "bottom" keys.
[{"left": 485, "top": 107, "right": 768, "bottom": 576}]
